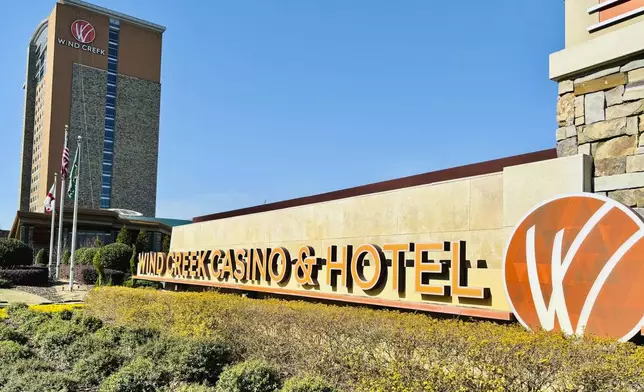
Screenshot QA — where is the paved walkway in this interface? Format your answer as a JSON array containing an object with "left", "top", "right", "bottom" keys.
[
  {"left": 0, "top": 289, "right": 52, "bottom": 305},
  {"left": 0, "top": 282, "right": 92, "bottom": 306}
]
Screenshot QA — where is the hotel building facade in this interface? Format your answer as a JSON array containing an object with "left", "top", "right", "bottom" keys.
[{"left": 19, "top": 0, "right": 165, "bottom": 217}]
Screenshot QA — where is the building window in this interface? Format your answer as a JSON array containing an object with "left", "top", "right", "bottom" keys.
[{"left": 101, "top": 18, "right": 121, "bottom": 210}]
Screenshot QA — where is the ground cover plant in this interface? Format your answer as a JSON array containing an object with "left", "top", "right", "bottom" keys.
[
  {"left": 0, "top": 302, "right": 336, "bottom": 391},
  {"left": 84, "top": 287, "right": 644, "bottom": 392}
]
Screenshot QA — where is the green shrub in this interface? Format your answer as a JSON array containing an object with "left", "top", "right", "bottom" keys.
[
  {"left": 0, "top": 323, "right": 28, "bottom": 344},
  {"left": 63, "top": 249, "right": 71, "bottom": 265},
  {"left": 0, "top": 341, "right": 31, "bottom": 362},
  {"left": 116, "top": 226, "right": 132, "bottom": 245},
  {"left": 169, "top": 384, "right": 216, "bottom": 392},
  {"left": 135, "top": 230, "right": 150, "bottom": 254},
  {"left": 34, "top": 249, "right": 47, "bottom": 266},
  {"left": 129, "top": 247, "right": 136, "bottom": 275},
  {"left": 95, "top": 236, "right": 104, "bottom": 248},
  {"left": 135, "top": 279, "right": 162, "bottom": 289},
  {"left": 282, "top": 376, "right": 338, "bottom": 392},
  {"left": 0, "top": 278, "right": 13, "bottom": 288},
  {"left": 162, "top": 235, "right": 171, "bottom": 253},
  {"left": 30, "top": 317, "right": 89, "bottom": 363},
  {"left": 6, "top": 302, "right": 28, "bottom": 315},
  {"left": 215, "top": 360, "right": 280, "bottom": 392},
  {"left": 73, "top": 348, "right": 126, "bottom": 388},
  {"left": 94, "top": 243, "right": 132, "bottom": 273},
  {"left": 99, "top": 356, "right": 167, "bottom": 392},
  {"left": 141, "top": 336, "right": 232, "bottom": 384},
  {"left": 72, "top": 311, "right": 104, "bottom": 333},
  {"left": 0, "top": 238, "right": 33, "bottom": 268},
  {"left": 1, "top": 369, "right": 78, "bottom": 392},
  {"left": 75, "top": 247, "right": 99, "bottom": 265}
]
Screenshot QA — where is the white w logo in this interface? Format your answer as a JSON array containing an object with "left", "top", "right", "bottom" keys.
[
  {"left": 524, "top": 202, "right": 643, "bottom": 341},
  {"left": 72, "top": 21, "right": 94, "bottom": 43}
]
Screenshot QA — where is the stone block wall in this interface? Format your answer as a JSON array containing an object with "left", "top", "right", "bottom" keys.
[
  {"left": 556, "top": 57, "right": 644, "bottom": 207},
  {"left": 112, "top": 74, "right": 160, "bottom": 217},
  {"left": 68, "top": 63, "right": 107, "bottom": 211}
]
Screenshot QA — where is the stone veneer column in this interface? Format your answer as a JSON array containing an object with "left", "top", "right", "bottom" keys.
[{"left": 556, "top": 57, "right": 644, "bottom": 207}]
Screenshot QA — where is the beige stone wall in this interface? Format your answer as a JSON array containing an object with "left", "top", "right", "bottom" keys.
[
  {"left": 160, "top": 155, "right": 591, "bottom": 314},
  {"left": 556, "top": 58, "right": 644, "bottom": 207},
  {"left": 551, "top": 3, "right": 644, "bottom": 80}
]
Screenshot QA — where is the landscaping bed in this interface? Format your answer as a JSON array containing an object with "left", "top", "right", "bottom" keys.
[
  {"left": 0, "top": 303, "right": 333, "bottom": 392},
  {"left": 84, "top": 287, "right": 644, "bottom": 392}
]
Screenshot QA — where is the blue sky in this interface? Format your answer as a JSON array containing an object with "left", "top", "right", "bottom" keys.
[{"left": 0, "top": 0, "right": 563, "bottom": 227}]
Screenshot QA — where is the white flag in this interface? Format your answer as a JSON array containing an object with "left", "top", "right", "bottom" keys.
[{"left": 44, "top": 183, "right": 56, "bottom": 213}]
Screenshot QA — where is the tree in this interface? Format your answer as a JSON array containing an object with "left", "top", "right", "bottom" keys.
[
  {"left": 129, "top": 247, "right": 137, "bottom": 276},
  {"left": 116, "top": 226, "right": 131, "bottom": 245},
  {"left": 135, "top": 230, "right": 149, "bottom": 254},
  {"left": 35, "top": 249, "right": 47, "bottom": 266},
  {"left": 161, "top": 235, "right": 171, "bottom": 253}
]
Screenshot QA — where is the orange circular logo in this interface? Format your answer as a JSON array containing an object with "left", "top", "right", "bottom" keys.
[{"left": 504, "top": 193, "right": 644, "bottom": 341}]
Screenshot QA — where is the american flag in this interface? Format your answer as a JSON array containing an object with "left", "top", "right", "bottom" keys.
[{"left": 61, "top": 145, "right": 70, "bottom": 179}]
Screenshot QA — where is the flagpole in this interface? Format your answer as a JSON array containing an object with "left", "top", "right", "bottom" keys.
[
  {"left": 47, "top": 172, "right": 57, "bottom": 278},
  {"left": 69, "top": 136, "right": 81, "bottom": 292},
  {"left": 55, "top": 127, "right": 69, "bottom": 280}
]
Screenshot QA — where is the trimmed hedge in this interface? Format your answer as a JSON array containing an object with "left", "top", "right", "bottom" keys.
[
  {"left": 60, "top": 265, "right": 124, "bottom": 285},
  {"left": 0, "top": 266, "right": 48, "bottom": 286},
  {"left": 94, "top": 243, "right": 132, "bottom": 273},
  {"left": 0, "top": 239, "right": 33, "bottom": 268},
  {"left": 74, "top": 248, "right": 99, "bottom": 266}
]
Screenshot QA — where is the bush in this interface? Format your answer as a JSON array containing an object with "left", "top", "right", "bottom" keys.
[
  {"left": 282, "top": 376, "right": 338, "bottom": 392},
  {"left": 62, "top": 250, "right": 71, "bottom": 265},
  {"left": 0, "top": 238, "right": 33, "bottom": 268},
  {"left": 0, "top": 323, "right": 28, "bottom": 345},
  {"left": 134, "top": 279, "right": 162, "bottom": 289},
  {"left": 99, "top": 356, "right": 166, "bottom": 392},
  {"left": 85, "top": 287, "right": 644, "bottom": 392},
  {"left": 34, "top": 249, "right": 47, "bottom": 266},
  {"left": 141, "top": 336, "right": 232, "bottom": 385},
  {"left": 116, "top": 226, "right": 131, "bottom": 245},
  {"left": 169, "top": 384, "right": 216, "bottom": 392},
  {"left": 94, "top": 243, "right": 132, "bottom": 273},
  {"left": 162, "top": 235, "right": 171, "bottom": 253},
  {"left": 0, "top": 266, "right": 48, "bottom": 286},
  {"left": 0, "top": 278, "right": 14, "bottom": 288},
  {"left": 75, "top": 247, "right": 99, "bottom": 265},
  {"left": 0, "top": 341, "right": 31, "bottom": 362},
  {"left": 129, "top": 247, "right": 136, "bottom": 276},
  {"left": 73, "top": 349, "right": 126, "bottom": 389},
  {"left": 135, "top": 230, "right": 150, "bottom": 254},
  {"left": 62, "top": 264, "right": 125, "bottom": 286},
  {"left": 215, "top": 360, "right": 280, "bottom": 392},
  {"left": 6, "top": 302, "right": 28, "bottom": 315}
]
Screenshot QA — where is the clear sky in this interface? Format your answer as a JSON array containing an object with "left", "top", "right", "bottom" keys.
[{"left": 0, "top": 0, "right": 564, "bottom": 228}]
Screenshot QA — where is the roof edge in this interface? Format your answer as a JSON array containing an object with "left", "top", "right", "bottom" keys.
[
  {"left": 59, "top": 0, "right": 166, "bottom": 33},
  {"left": 193, "top": 148, "right": 558, "bottom": 223}
]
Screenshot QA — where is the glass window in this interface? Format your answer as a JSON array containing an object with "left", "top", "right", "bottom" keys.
[
  {"left": 105, "top": 118, "right": 115, "bottom": 128},
  {"left": 109, "top": 30, "right": 119, "bottom": 41},
  {"left": 106, "top": 107, "right": 115, "bottom": 118},
  {"left": 106, "top": 96, "right": 116, "bottom": 107},
  {"left": 107, "top": 85, "right": 116, "bottom": 96},
  {"left": 107, "top": 73, "right": 117, "bottom": 85}
]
